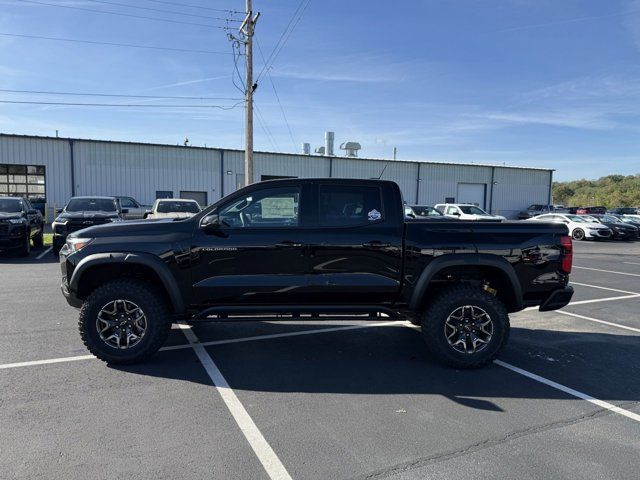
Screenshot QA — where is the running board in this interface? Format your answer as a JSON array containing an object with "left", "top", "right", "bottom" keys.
[{"left": 191, "top": 305, "right": 402, "bottom": 321}]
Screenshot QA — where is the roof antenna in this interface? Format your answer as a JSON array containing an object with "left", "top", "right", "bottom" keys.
[{"left": 377, "top": 161, "right": 390, "bottom": 179}]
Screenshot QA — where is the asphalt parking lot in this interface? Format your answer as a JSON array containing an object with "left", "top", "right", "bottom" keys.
[{"left": 1, "top": 241, "right": 639, "bottom": 479}]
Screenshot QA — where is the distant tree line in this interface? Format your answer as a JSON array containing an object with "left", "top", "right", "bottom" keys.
[{"left": 553, "top": 174, "right": 640, "bottom": 207}]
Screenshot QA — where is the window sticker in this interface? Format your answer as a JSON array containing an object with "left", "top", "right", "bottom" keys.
[
  {"left": 261, "top": 197, "right": 296, "bottom": 219},
  {"left": 368, "top": 209, "right": 381, "bottom": 221}
]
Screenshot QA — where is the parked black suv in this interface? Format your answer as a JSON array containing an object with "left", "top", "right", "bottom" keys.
[
  {"left": 52, "top": 196, "right": 127, "bottom": 254},
  {"left": 60, "top": 179, "right": 574, "bottom": 369},
  {"left": 0, "top": 196, "right": 44, "bottom": 256}
]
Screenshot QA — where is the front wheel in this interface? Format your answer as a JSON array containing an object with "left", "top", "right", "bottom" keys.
[
  {"left": 33, "top": 227, "right": 44, "bottom": 248},
  {"left": 18, "top": 230, "right": 31, "bottom": 257},
  {"left": 572, "top": 228, "right": 585, "bottom": 241},
  {"left": 421, "top": 285, "right": 510, "bottom": 369},
  {"left": 78, "top": 279, "right": 172, "bottom": 364}
]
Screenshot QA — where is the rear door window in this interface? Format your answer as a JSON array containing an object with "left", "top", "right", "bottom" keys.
[{"left": 318, "top": 185, "right": 383, "bottom": 227}]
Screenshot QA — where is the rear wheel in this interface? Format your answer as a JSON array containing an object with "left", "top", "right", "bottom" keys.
[
  {"left": 78, "top": 279, "right": 172, "bottom": 364},
  {"left": 572, "top": 228, "right": 585, "bottom": 241},
  {"left": 421, "top": 285, "right": 510, "bottom": 369}
]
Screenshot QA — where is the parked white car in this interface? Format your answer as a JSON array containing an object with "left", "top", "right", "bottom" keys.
[
  {"left": 434, "top": 203, "right": 506, "bottom": 221},
  {"left": 529, "top": 213, "right": 612, "bottom": 240},
  {"left": 144, "top": 199, "right": 201, "bottom": 220}
]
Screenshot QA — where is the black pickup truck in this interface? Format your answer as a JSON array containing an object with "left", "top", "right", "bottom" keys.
[{"left": 60, "top": 178, "right": 574, "bottom": 368}]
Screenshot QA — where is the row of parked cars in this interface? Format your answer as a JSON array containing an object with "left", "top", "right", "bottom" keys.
[
  {"left": 404, "top": 203, "right": 640, "bottom": 241},
  {"left": 0, "top": 195, "right": 202, "bottom": 256}
]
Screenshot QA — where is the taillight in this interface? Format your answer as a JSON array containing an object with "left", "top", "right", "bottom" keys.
[{"left": 560, "top": 235, "right": 573, "bottom": 274}]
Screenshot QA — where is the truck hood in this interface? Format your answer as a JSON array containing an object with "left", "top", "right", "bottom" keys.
[
  {"left": 56, "top": 211, "right": 120, "bottom": 221},
  {"left": 0, "top": 213, "right": 23, "bottom": 220},
  {"left": 67, "top": 217, "right": 192, "bottom": 238}
]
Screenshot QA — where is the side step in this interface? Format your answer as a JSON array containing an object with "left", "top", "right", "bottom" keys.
[{"left": 191, "top": 304, "right": 402, "bottom": 322}]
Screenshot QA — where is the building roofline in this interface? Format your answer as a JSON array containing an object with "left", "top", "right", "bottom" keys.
[{"left": 0, "top": 132, "right": 554, "bottom": 172}]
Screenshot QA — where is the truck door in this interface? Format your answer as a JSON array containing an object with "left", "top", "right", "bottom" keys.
[
  {"left": 190, "top": 183, "right": 313, "bottom": 305},
  {"left": 305, "top": 182, "right": 403, "bottom": 304}
]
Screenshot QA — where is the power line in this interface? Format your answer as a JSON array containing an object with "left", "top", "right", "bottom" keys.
[
  {"left": 256, "top": 0, "right": 311, "bottom": 83},
  {"left": 17, "top": 0, "right": 229, "bottom": 29},
  {"left": 83, "top": 0, "right": 241, "bottom": 22},
  {"left": 254, "top": 101, "right": 280, "bottom": 151},
  {"left": 144, "top": 0, "right": 242, "bottom": 14},
  {"left": 0, "top": 32, "right": 237, "bottom": 55},
  {"left": 256, "top": 39, "right": 296, "bottom": 151},
  {"left": 0, "top": 89, "right": 243, "bottom": 101},
  {"left": 0, "top": 100, "right": 245, "bottom": 109}
]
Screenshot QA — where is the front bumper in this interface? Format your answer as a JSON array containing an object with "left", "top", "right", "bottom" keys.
[
  {"left": 539, "top": 286, "right": 574, "bottom": 312},
  {"left": 585, "top": 229, "right": 612, "bottom": 239},
  {"left": 0, "top": 226, "right": 28, "bottom": 249}
]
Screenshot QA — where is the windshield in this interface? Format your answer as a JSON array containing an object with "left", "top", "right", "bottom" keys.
[
  {"left": 566, "top": 214, "right": 589, "bottom": 223},
  {"left": 602, "top": 215, "right": 621, "bottom": 223},
  {"left": 157, "top": 201, "right": 200, "bottom": 214},
  {"left": 0, "top": 198, "right": 23, "bottom": 213},
  {"left": 411, "top": 206, "right": 442, "bottom": 217},
  {"left": 528, "top": 204, "right": 543, "bottom": 210},
  {"left": 459, "top": 205, "right": 489, "bottom": 215},
  {"left": 66, "top": 198, "right": 118, "bottom": 212}
]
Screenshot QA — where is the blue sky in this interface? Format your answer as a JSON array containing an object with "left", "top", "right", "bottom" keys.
[{"left": 1, "top": 0, "right": 639, "bottom": 180}]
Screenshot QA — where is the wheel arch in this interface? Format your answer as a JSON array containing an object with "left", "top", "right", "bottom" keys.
[
  {"left": 69, "top": 252, "right": 185, "bottom": 314},
  {"left": 409, "top": 254, "right": 523, "bottom": 313}
]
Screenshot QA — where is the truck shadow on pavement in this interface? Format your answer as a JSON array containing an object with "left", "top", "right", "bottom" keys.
[{"left": 110, "top": 323, "right": 640, "bottom": 412}]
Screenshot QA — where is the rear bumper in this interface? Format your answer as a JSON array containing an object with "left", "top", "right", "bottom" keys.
[{"left": 539, "top": 286, "right": 574, "bottom": 312}]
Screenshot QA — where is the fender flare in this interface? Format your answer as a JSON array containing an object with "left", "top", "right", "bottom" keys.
[
  {"left": 69, "top": 252, "right": 185, "bottom": 313},
  {"left": 408, "top": 253, "right": 523, "bottom": 312}
]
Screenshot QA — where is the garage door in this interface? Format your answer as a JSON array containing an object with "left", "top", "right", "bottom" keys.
[
  {"left": 457, "top": 183, "right": 486, "bottom": 208},
  {"left": 180, "top": 191, "right": 208, "bottom": 208}
]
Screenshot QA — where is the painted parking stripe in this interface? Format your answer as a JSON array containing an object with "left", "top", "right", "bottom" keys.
[
  {"left": 571, "top": 281, "right": 640, "bottom": 296},
  {"left": 0, "top": 320, "right": 405, "bottom": 370},
  {"left": 35, "top": 247, "right": 52, "bottom": 260},
  {"left": 623, "top": 262, "right": 640, "bottom": 266},
  {"left": 566, "top": 294, "right": 640, "bottom": 306},
  {"left": 178, "top": 322, "right": 293, "bottom": 480},
  {"left": 557, "top": 310, "right": 640, "bottom": 334},
  {"left": 574, "top": 266, "right": 640, "bottom": 278},
  {"left": 495, "top": 360, "right": 640, "bottom": 423}
]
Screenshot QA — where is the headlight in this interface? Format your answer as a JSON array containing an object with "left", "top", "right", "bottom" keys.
[
  {"left": 8, "top": 218, "right": 27, "bottom": 224},
  {"left": 109, "top": 217, "right": 124, "bottom": 223},
  {"left": 65, "top": 237, "right": 93, "bottom": 253}
]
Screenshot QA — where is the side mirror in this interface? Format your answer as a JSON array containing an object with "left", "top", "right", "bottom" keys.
[
  {"left": 121, "top": 208, "right": 129, "bottom": 214},
  {"left": 27, "top": 209, "right": 38, "bottom": 215},
  {"left": 55, "top": 208, "right": 63, "bottom": 214},
  {"left": 452, "top": 211, "right": 461, "bottom": 216},
  {"left": 143, "top": 211, "right": 151, "bottom": 219},
  {"left": 201, "top": 214, "right": 221, "bottom": 233}
]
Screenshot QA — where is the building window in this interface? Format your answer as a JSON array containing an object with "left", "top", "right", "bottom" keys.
[{"left": 0, "top": 164, "right": 46, "bottom": 204}]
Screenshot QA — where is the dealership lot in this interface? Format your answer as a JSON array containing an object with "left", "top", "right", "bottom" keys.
[{"left": 1, "top": 241, "right": 639, "bottom": 479}]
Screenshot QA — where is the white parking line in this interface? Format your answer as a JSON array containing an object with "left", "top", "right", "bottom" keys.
[
  {"left": 557, "top": 310, "right": 640, "bottom": 334},
  {"left": 178, "top": 322, "right": 293, "bottom": 480},
  {"left": 35, "top": 247, "right": 52, "bottom": 260},
  {"left": 574, "top": 266, "right": 640, "bottom": 278},
  {"left": 571, "top": 281, "right": 640, "bottom": 296},
  {"left": 566, "top": 294, "right": 640, "bottom": 306},
  {"left": 0, "top": 320, "right": 405, "bottom": 370},
  {"left": 623, "top": 262, "right": 640, "bottom": 266},
  {"left": 495, "top": 360, "right": 640, "bottom": 423}
]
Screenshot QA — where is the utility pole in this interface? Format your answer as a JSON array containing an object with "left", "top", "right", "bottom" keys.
[{"left": 240, "top": 1, "right": 260, "bottom": 186}]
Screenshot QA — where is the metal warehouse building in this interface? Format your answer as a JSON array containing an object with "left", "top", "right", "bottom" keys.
[{"left": 0, "top": 133, "right": 552, "bottom": 220}]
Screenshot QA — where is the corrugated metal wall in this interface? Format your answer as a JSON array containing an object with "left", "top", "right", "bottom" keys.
[
  {"left": 0, "top": 135, "right": 553, "bottom": 220},
  {"left": 73, "top": 141, "right": 222, "bottom": 206},
  {"left": 492, "top": 167, "right": 552, "bottom": 218}
]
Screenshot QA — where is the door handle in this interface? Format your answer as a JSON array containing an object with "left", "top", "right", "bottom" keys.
[
  {"left": 275, "top": 241, "right": 303, "bottom": 248},
  {"left": 362, "top": 241, "right": 391, "bottom": 248}
]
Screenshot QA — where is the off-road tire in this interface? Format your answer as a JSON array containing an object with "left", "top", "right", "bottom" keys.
[
  {"left": 421, "top": 284, "right": 510, "bottom": 369},
  {"left": 79, "top": 279, "right": 172, "bottom": 364},
  {"left": 33, "top": 227, "right": 44, "bottom": 248}
]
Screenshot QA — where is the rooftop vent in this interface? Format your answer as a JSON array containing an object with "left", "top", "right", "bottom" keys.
[{"left": 340, "top": 141, "right": 361, "bottom": 157}]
